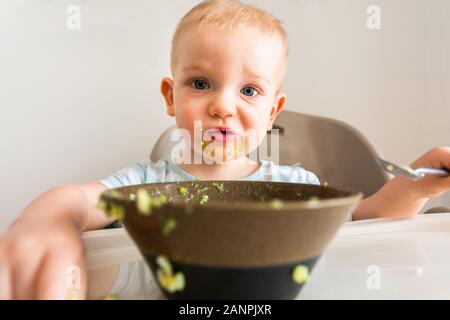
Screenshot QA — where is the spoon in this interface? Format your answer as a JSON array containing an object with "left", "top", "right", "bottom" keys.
[{"left": 377, "top": 158, "right": 450, "bottom": 181}]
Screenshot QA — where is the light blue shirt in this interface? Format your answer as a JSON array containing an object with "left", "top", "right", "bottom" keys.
[{"left": 98, "top": 159, "right": 320, "bottom": 189}]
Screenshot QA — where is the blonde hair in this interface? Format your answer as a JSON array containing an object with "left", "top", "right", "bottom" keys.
[{"left": 170, "top": 0, "right": 288, "bottom": 76}]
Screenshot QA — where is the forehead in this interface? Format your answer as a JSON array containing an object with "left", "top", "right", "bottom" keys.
[{"left": 175, "top": 24, "right": 285, "bottom": 80}]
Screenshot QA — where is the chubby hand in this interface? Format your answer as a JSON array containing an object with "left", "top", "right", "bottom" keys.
[
  {"left": 354, "top": 147, "right": 449, "bottom": 220},
  {"left": 0, "top": 217, "right": 87, "bottom": 299},
  {"left": 405, "top": 147, "right": 450, "bottom": 198}
]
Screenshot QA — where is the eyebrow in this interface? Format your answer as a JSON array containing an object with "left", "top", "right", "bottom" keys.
[
  {"left": 247, "top": 73, "right": 271, "bottom": 86},
  {"left": 182, "top": 65, "right": 210, "bottom": 73}
]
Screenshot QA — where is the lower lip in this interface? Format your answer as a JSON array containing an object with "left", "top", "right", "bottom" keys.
[{"left": 210, "top": 132, "right": 238, "bottom": 144}]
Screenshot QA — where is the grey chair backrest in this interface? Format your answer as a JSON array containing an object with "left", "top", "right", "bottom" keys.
[{"left": 150, "top": 110, "right": 390, "bottom": 197}]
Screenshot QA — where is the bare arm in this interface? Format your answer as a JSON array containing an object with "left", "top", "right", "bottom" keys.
[
  {"left": 78, "top": 182, "right": 117, "bottom": 231},
  {"left": 352, "top": 177, "right": 428, "bottom": 220},
  {"left": 10, "top": 182, "right": 114, "bottom": 232},
  {"left": 353, "top": 147, "right": 450, "bottom": 221},
  {"left": 0, "top": 182, "right": 117, "bottom": 299}
]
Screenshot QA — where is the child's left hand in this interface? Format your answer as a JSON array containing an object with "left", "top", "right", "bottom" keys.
[
  {"left": 354, "top": 147, "right": 449, "bottom": 220},
  {"left": 406, "top": 147, "right": 450, "bottom": 198}
]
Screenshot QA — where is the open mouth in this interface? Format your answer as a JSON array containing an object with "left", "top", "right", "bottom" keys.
[
  {"left": 201, "top": 127, "right": 234, "bottom": 141},
  {"left": 211, "top": 129, "right": 236, "bottom": 143},
  {"left": 200, "top": 130, "right": 248, "bottom": 161}
]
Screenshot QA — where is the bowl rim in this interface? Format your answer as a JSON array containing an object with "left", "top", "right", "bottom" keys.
[{"left": 100, "top": 181, "right": 363, "bottom": 211}]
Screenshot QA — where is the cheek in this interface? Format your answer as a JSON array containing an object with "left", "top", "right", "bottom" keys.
[
  {"left": 173, "top": 92, "right": 203, "bottom": 131},
  {"left": 240, "top": 106, "right": 271, "bottom": 130},
  {"left": 239, "top": 106, "right": 272, "bottom": 147},
  {"left": 175, "top": 111, "right": 198, "bottom": 137}
]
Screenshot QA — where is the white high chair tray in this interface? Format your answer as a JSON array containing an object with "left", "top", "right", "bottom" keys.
[
  {"left": 83, "top": 212, "right": 450, "bottom": 299},
  {"left": 299, "top": 212, "right": 450, "bottom": 299}
]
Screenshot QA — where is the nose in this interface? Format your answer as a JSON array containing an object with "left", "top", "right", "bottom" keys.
[{"left": 208, "top": 89, "right": 237, "bottom": 119}]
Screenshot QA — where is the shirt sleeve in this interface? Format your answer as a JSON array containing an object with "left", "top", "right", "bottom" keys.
[
  {"left": 98, "top": 161, "right": 148, "bottom": 189},
  {"left": 304, "top": 170, "right": 320, "bottom": 185},
  {"left": 291, "top": 167, "right": 321, "bottom": 185}
]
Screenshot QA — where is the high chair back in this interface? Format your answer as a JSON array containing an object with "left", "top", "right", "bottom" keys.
[{"left": 150, "top": 110, "right": 390, "bottom": 197}]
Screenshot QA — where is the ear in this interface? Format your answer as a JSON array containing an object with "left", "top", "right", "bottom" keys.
[
  {"left": 161, "top": 77, "right": 175, "bottom": 117},
  {"left": 267, "top": 92, "right": 287, "bottom": 131}
]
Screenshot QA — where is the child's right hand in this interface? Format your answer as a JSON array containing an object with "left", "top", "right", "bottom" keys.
[
  {"left": 0, "top": 216, "right": 87, "bottom": 299},
  {"left": 0, "top": 182, "right": 110, "bottom": 300}
]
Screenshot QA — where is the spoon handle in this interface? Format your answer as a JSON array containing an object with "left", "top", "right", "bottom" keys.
[{"left": 414, "top": 168, "right": 450, "bottom": 177}]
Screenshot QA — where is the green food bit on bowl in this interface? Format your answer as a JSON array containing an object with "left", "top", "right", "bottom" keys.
[
  {"left": 98, "top": 198, "right": 124, "bottom": 220},
  {"left": 212, "top": 182, "right": 225, "bottom": 193},
  {"left": 199, "top": 194, "right": 209, "bottom": 205},
  {"left": 106, "top": 190, "right": 123, "bottom": 199},
  {"left": 178, "top": 187, "right": 188, "bottom": 196},
  {"left": 269, "top": 199, "right": 284, "bottom": 209},
  {"left": 155, "top": 193, "right": 168, "bottom": 206},
  {"left": 136, "top": 188, "right": 152, "bottom": 215},
  {"left": 98, "top": 199, "right": 108, "bottom": 212},
  {"left": 156, "top": 255, "right": 186, "bottom": 293},
  {"left": 292, "top": 265, "right": 309, "bottom": 284},
  {"left": 386, "top": 164, "right": 394, "bottom": 172},
  {"left": 156, "top": 255, "right": 173, "bottom": 275},
  {"left": 136, "top": 188, "right": 168, "bottom": 216},
  {"left": 162, "top": 218, "right": 177, "bottom": 236},
  {"left": 108, "top": 203, "right": 125, "bottom": 221},
  {"left": 157, "top": 270, "right": 186, "bottom": 294},
  {"left": 196, "top": 186, "right": 209, "bottom": 194}
]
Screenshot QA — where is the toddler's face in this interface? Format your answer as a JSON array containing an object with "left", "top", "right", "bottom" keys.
[{"left": 161, "top": 24, "right": 286, "bottom": 163}]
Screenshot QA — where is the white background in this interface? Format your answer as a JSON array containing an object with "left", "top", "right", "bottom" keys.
[{"left": 0, "top": 0, "right": 449, "bottom": 232}]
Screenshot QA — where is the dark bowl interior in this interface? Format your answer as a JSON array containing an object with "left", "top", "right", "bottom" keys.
[{"left": 99, "top": 181, "right": 362, "bottom": 299}]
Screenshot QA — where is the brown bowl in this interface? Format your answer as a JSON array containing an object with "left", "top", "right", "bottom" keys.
[{"left": 99, "top": 181, "right": 362, "bottom": 299}]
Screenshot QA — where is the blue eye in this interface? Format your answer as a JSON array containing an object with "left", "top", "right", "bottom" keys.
[
  {"left": 191, "top": 79, "right": 210, "bottom": 90},
  {"left": 241, "top": 86, "right": 258, "bottom": 97}
]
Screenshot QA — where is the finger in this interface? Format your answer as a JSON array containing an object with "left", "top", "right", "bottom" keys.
[
  {"left": 0, "top": 261, "right": 12, "bottom": 299},
  {"left": 11, "top": 247, "right": 46, "bottom": 300},
  {"left": 34, "top": 249, "right": 87, "bottom": 300},
  {"left": 411, "top": 147, "right": 450, "bottom": 169},
  {"left": 429, "top": 147, "right": 450, "bottom": 169}
]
